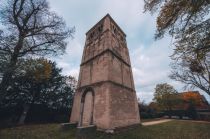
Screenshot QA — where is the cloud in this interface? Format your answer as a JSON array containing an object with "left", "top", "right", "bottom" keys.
[
  {"left": 53, "top": 38, "right": 83, "bottom": 79},
  {"left": 99, "top": 0, "right": 152, "bottom": 27},
  {"left": 130, "top": 38, "right": 185, "bottom": 103},
  {"left": 48, "top": 0, "right": 210, "bottom": 103}
]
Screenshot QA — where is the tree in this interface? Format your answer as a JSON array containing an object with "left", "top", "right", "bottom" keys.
[
  {"left": 144, "top": 0, "right": 210, "bottom": 41},
  {"left": 182, "top": 92, "right": 202, "bottom": 119},
  {"left": 16, "top": 58, "right": 53, "bottom": 124},
  {"left": 153, "top": 83, "right": 179, "bottom": 118},
  {"left": 0, "top": 59, "right": 77, "bottom": 124},
  {"left": 182, "top": 91, "right": 202, "bottom": 106},
  {"left": 0, "top": 0, "right": 74, "bottom": 98},
  {"left": 169, "top": 33, "right": 210, "bottom": 95},
  {"left": 144, "top": 0, "right": 210, "bottom": 95},
  {"left": 45, "top": 75, "right": 77, "bottom": 110}
]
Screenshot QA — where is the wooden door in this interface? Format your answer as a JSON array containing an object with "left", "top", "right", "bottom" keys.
[{"left": 80, "top": 91, "right": 93, "bottom": 126}]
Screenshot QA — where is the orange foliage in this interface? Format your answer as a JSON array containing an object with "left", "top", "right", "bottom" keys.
[
  {"left": 173, "top": 91, "right": 209, "bottom": 110},
  {"left": 23, "top": 59, "right": 52, "bottom": 82},
  {"left": 34, "top": 59, "right": 52, "bottom": 82},
  {"left": 182, "top": 91, "right": 202, "bottom": 105}
]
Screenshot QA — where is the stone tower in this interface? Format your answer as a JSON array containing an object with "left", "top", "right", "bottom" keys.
[{"left": 70, "top": 14, "right": 140, "bottom": 130}]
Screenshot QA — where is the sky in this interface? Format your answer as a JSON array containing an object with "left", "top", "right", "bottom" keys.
[{"left": 48, "top": 0, "right": 210, "bottom": 103}]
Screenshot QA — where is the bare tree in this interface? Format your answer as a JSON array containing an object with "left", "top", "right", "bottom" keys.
[
  {"left": 0, "top": 0, "right": 74, "bottom": 99},
  {"left": 144, "top": 0, "right": 210, "bottom": 95},
  {"left": 169, "top": 17, "right": 210, "bottom": 95},
  {"left": 170, "top": 35, "right": 210, "bottom": 95}
]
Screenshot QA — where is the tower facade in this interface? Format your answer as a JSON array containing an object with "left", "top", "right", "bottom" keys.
[{"left": 70, "top": 14, "right": 140, "bottom": 130}]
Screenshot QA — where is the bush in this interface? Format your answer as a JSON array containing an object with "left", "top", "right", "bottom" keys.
[{"left": 0, "top": 104, "right": 71, "bottom": 128}]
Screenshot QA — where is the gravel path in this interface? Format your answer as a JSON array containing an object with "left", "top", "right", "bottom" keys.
[{"left": 142, "top": 119, "right": 173, "bottom": 126}]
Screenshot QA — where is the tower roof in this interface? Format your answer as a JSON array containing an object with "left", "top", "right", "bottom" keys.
[{"left": 86, "top": 14, "right": 126, "bottom": 37}]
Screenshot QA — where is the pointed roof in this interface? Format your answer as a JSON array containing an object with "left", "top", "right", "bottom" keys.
[{"left": 86, "top": 14, "right": 126, "bottom": 37}]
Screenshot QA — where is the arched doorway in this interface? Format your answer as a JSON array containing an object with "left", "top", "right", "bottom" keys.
[{"left": 79, "top": 88, "right": 94, "bottom": 127}]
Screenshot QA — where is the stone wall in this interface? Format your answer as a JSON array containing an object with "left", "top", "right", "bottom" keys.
[
  {"left": 70, "top": 83, "right": 111, "bottom": 129},
  {"left": 108, "top": 83, "right": 140, "bottom": 129},
  {"left": 70, "top": 82, "right": 140, "bottom": 129}
]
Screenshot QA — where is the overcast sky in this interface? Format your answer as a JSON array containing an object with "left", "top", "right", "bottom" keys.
[{"left": 48, "top": 0, "right": 210, "bottom": 103}]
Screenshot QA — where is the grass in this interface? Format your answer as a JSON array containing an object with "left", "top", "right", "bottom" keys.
[{"left": 0, "top": 120, "right": 210, "bottom": 139}]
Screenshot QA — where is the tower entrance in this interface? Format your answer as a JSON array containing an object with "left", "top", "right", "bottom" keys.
[{"left": 79, "top": 88, "right": 94, "bottom": 127}]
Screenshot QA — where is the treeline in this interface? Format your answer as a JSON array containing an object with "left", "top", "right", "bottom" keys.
[
  {"left": 139, "top": 83, "right": 210, "bottom": 121},
  {"left": 0, "top": 0, "right": 75, "bottom": 128},
  {"left": 0, "top": 59, "right": 77, "bottom": 128}
]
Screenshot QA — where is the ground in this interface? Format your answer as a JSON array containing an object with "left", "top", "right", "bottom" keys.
[{"left": 0, "top": 120, "right": 210, "bottom": 139}]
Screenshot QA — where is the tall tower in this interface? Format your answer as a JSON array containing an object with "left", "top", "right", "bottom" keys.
[{"left": 70, "top": 14, "right": 140, "bottom": 130}]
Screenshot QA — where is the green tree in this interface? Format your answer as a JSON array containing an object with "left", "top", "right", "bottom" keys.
[
  {"left": 46, "top": 76, "right": 76, "bottom": 110},
  {"left": 0, "top": 0, "right": 74, "bottom": 99},
  {"left": 0, "top": 59, "right": 76, "bottom": 125},
  {"left": 153, "top": 83, "right": 179, "bottom": 118},
  {"left": 144, "top": 0, "right": 210, "bottom": 95},
  {"left": 187, "top": 102, "right": 197, "bottom": 119}
]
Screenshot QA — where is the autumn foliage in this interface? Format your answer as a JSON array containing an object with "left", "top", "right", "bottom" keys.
[
  {"left": 180, "top": 91, "right": 209, "bottom": 110},
  {"left": 28, "top": 59, "right": 52, "bottom": 82}
]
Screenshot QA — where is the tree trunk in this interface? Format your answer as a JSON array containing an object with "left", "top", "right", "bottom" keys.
[
  {"left": 18, "top": 104, "right": 30, "bottom": 125},
  {"left": 0, "top": 36, "right": 24, "bottom": 101},
  {"left": 0, "top": 62, "right": 16, "bottom": 101},
  {"left": 18, "top": 87, "right": 37, "bottom": 125}
]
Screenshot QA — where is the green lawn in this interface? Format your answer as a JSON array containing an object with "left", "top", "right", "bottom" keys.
[{"left": 0, "top": 120, "right": 210, "bottom": 139}]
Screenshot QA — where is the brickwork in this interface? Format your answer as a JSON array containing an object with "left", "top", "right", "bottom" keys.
[{"left": 70, "top": 14, "right": 140, "bottom": 130}]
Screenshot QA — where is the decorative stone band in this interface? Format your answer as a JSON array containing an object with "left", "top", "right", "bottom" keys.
[
  {"left": 80, "top": 48, "right": 131, "bottom": 67},
  {"left": 77, "top": 80, "right": 135, "bottom": 92}
]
